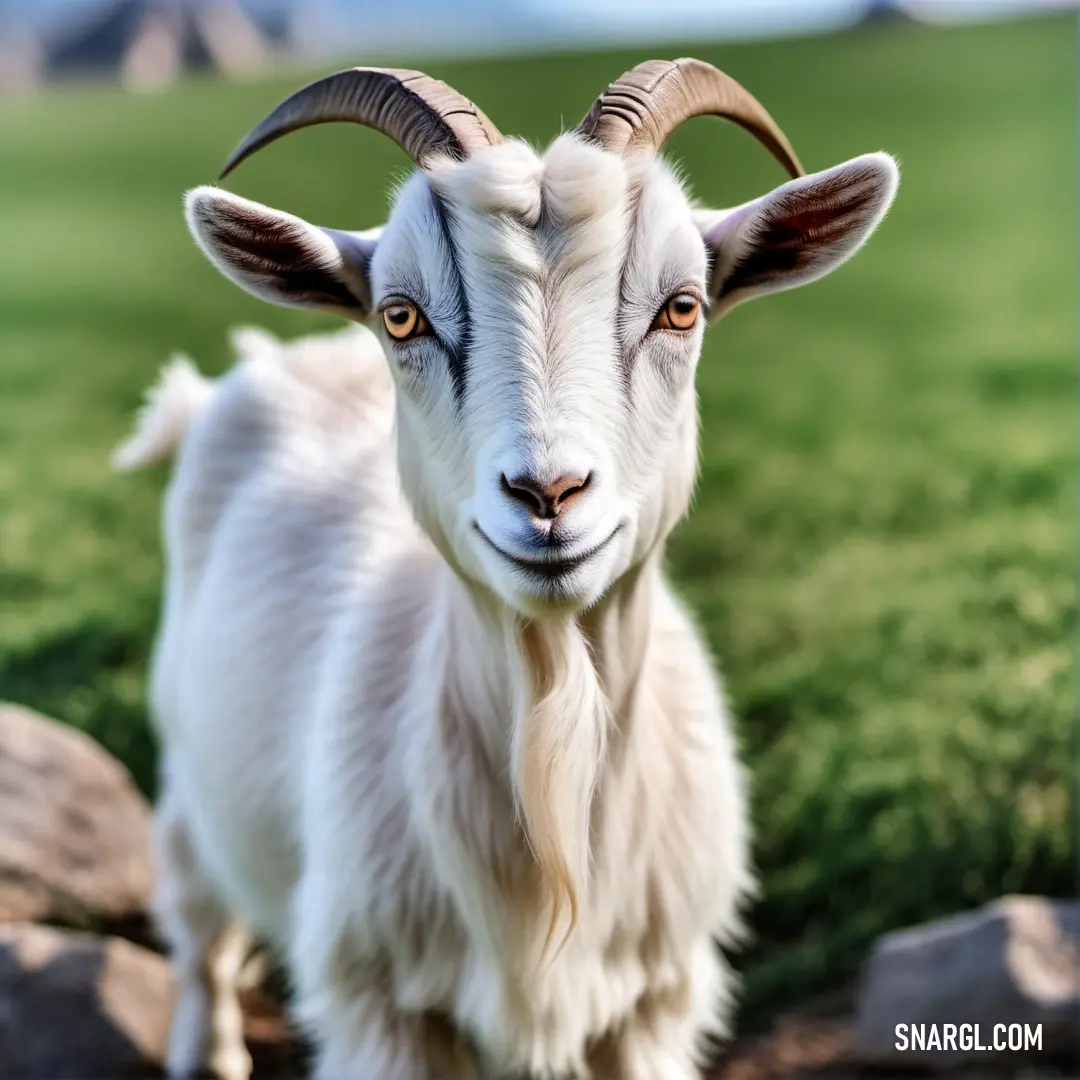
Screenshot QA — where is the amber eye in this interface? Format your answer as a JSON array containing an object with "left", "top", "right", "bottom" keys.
[
  {"left": 382, "top": 302, "right": 428, "bottom": 341},
  {"left": 652, "top": 293, "right": 701, "bottom": 333}
]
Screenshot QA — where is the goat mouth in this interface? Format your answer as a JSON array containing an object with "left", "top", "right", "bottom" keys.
[{"left": 473, "top": 525, "right": 622, "bottom": 579}]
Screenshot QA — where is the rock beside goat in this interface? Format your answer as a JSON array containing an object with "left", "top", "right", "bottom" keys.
[
  {"left": 0, "top": 702, "right": 153, "bottom": 928},
  {"left": 852, "top": 895, "right": 1080, "bottom": 1070},
  {"left": 0, "top": 923, "right": 304, "bottom": 1080},
  {"left": 0, "top": 922, "right": 173, "bottom": 1079}
]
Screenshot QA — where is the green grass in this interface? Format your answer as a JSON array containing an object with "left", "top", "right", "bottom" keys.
[{"left": 0, "top": 15, "right": 1072, "bottom": 1028}]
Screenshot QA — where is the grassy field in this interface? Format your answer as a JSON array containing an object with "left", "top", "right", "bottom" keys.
[{"left": 0, "top": 15, "right": 1072, "bottom": 1027}]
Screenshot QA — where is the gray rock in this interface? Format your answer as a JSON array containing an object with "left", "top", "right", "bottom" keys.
[
  {"left": 0, "top": 922, "right": 173, "bottom": 1079},
  {"left": 853, "top": 895, "right": 1080, "bottom": 1069},
  {"left": 0, "top": 702, "right": 153, "bottom": 928}
]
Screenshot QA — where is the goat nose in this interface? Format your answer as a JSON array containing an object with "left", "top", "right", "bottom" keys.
[{"left": 501, "top": 471, "right": 591, "bottom": 519}]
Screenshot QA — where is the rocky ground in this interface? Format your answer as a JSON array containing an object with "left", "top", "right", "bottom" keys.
[{"left": 1, "top": 701, "right": 1076, "bottom": 1079}]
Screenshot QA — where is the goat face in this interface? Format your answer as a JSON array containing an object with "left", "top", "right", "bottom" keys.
[
  {"left": 366, "top": 137, "right": 710, "bottom": 614},
  {"left": 185, "top": 72, "right": 897, "bottom": 616}
]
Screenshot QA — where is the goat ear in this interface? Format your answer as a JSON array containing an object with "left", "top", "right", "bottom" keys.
[
  {"left": 185, "top": 186, "right": 381, "bottom": 319},
  {"left": 698, "top": 153, "right": 898, "bottom": 320}
]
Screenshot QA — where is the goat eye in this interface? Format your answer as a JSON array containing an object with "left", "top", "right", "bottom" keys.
[
  {"left": 652, "top": 293, "right": 701, "bottom": 333},
  {"left": 382, "top": 303, "right": 428, "bottom": 341}
]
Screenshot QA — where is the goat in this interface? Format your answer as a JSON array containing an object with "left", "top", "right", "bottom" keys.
[{"left": 116, "top": 61, "right": 898, "bottom": 1080}]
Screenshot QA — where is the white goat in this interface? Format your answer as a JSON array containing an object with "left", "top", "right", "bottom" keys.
[{"left": 116, "top": 61, "right": 898, "bottom": 1080}]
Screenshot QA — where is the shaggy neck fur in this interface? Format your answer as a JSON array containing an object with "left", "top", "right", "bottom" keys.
[{"left": 442, "top": 547, "right": 663, "bottom": 960}]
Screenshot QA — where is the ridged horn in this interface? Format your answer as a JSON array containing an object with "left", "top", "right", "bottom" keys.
[
  {"left": 219, "top": 66, "right": 502, "bottom": 179},
  {"left": 578, "top": 58, "right": 804, "bottom": 178}
]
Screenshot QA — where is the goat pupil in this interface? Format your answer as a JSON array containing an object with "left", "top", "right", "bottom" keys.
[{"left": 390, "top": 310, "right": 408, "bottom": 323}]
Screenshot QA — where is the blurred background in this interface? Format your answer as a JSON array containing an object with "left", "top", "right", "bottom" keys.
[{"left": 0, "top": 0, "right": 1073, "bottom": 1052}]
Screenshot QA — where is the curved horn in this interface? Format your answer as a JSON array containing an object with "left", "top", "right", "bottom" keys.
[
  {"left": 219, "top": 66, "right": 502, "bottom": 179},
  {"left": 578, "top": 58, "right": 803, "bottom": 178}
]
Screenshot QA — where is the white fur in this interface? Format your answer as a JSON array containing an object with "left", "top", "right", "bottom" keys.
[
  {"left": 123, "top": 132, "right": 898, "bottom": 1080},
  {"left": 112, "top": 354, "right": 213, "bottom": 471}
]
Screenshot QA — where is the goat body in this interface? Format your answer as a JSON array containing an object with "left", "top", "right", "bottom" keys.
[
  {"left": 119, "top": 62, "right": 897, "bottom": 1080},
  {"left": 134, "top": 320, "right": 748, "bottom": 1080}
]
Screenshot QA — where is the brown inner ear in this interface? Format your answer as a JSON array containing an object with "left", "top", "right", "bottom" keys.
[
  {"left": 198, "top": 202, "right": 364, "bottom": 312},
  {"left": 717, "top": 176, "right": 878, "bottom": 299},
  {"left": 716, "top": 219, "right": 812, "bottom": 298}
]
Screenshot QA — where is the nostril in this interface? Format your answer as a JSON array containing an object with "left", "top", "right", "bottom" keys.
[
  {"left": 502, "top": 471, "right": 592, "bottom": 519},
  {"left": 501, "top": 473, "right": 547, "bottom": 517},
  {"left": 553, "top": 471, "right": 591, "bottom": 508}
]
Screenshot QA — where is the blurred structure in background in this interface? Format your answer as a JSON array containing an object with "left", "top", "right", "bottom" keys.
[
  {"left": 0, "top": 0, "right": 286, "bottom": 93},
  {"left": 0, "top": 22, "right": 43, "bottom": 94},
  {"left": 0, "top": 0, "right": 1074, "bottom": 97},
  {"left": 51, "top": 0, "right": 280, "bottom": 90}
]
